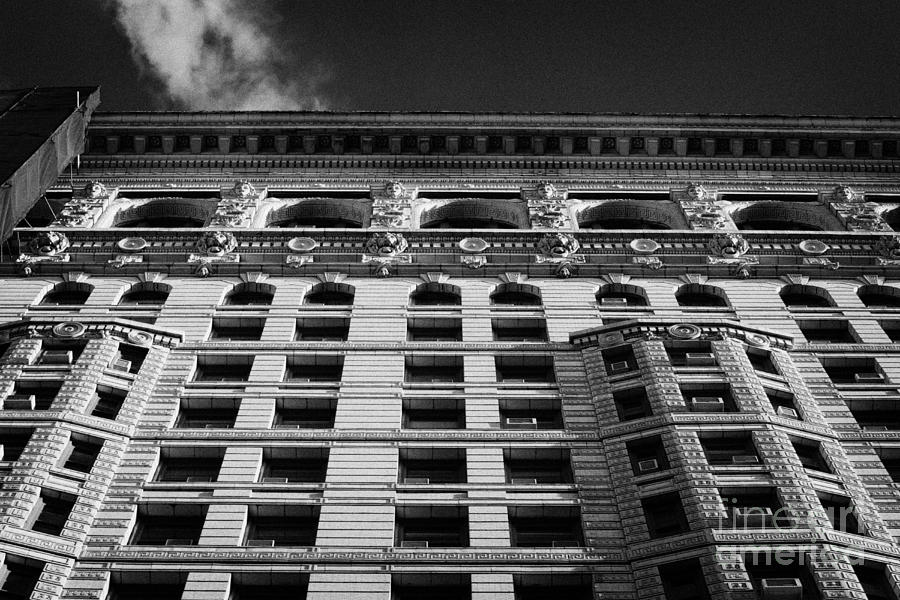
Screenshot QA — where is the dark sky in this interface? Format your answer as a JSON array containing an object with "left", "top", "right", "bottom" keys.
[{"left": 1, "top": 0, "right": 899, "bottom": 115}]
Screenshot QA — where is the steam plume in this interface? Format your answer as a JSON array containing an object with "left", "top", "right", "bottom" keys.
[{"left": 108, "top": 0, "right": 327, "bottom": 110}]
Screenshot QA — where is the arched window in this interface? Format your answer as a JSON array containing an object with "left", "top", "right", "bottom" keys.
[
  {"left": 112, "top": 200, "right": 211, "bottom": 228},
  {"left": 577, "top": 202, "right": 675, "bottom": 230},
  {"left": 419, "top": 200, "right": 527, "bottom": 229},
  {"left": 731, "top": 202, "right": 828, "bottom": 231},
  {"left": 119, "top": 282, "right": 172, "bottom": 305},
  {"left": 675, "top": 283, "right": 729, "bottom": 308},
  {"left": 266, "top": 199, "right": 367, "bottom": 228},
  {"left": 304, "top": 282, "right": 355, "bottom": 306},
  {"left": 40, "top": 282, "right": 93, "bottom": 306},
  {"left": 881, "top": 207, "right": 900, "bottom": 232},
  {"left": 779, "top": 284, "right": 835, "bottom": 308},
  {"left": 410, "top": 282, "right": 462, "bottom": 306},
  {"left": 224, "top": 282, "right": 276, "bottom": 306},
  {"left": 490, "top": 283, "right": 542, "bottom": 306},
  {"left": 597, "top": 283, "right": 649, "bottom": 307},
  {"left": 857, "top": 284, "right": 900, "bottom": 308}
]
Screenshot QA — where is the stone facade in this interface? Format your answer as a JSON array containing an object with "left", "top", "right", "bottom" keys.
[{"left": 0, "top": 111, "right": 899, "bottom": 599}]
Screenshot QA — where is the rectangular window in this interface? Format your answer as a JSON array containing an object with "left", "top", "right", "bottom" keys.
[
  {"left": 36, "top": 341, "right": 85, "bottom": 366},
  {"left": 797, "top": 320, "right": 857, "bottom": 344},
  {"left": 193, "top": 356, "right": 253, "bottom": 382},
  {"left": 29, "top": 491, "right": 76, "bottom": 536},
  {"left": 847, "top": 398, "right": 900, "bottom": 430},
  {"left": 821, "top": 357, "right": 883, "bottom": 384},
  {"left": 130, "top": 505, "right": 207, "bottom": 545},
  {"left": 407, "top": 317, "right": 463, "bottom": 341},
  {"left": 60, "top": 436, "right": 102, "bottom": 473},
  {"left": 176, "top": 397, "right": 239, "bottom": 428},
  {"left": 513, "top": 574, "right": 593, "bottom": 600},
  {"left": 682, "top": 384, "right": 736, "bottom": 413},
  {"left": 260, "top": 447, "right": 329, "bottom": 483},
  {"left": 111, "top": 343, "right": 148, "bottom": 375},
  {"left": 743, "top": 551, "right": 821, "bottom": 600},
  {"left": 499, "top": 398, "right": 562, "bottom": 430},
  {"left": 244, "top": 505, "right": 320, "bottom": 547},
  {"left": 106, "top": 574, "right": 186, "bottom": 600},
  {"left": 90, "top": 386, "right": 127, "bottom": 420},
  {"left": 746, "top": 347, "right": 779, "bottom": 375},
  {"left": 495, "top": 355, "right": 555, "bottom": 383},
  {"left": 818, "top": 492, "right": 863, "bottom": 535},
  {"left": 641, "top": 492, "right": 689, "bottom": 538},
  {"left": 791, "top": 439, "right": 831, "bottom": 473},
  {"left": 229, "top": 574, "right": 310, "bottom": 600},
  {"left": 627, "top": 435, "right": 669, "bottom": 475},
  {"left": 504, "top": 448, "right": 572, "bottom": 484},
  {"left": 853, "top": 562, "right": 896, "bottom": 600},
  {"left": 700, "top": 433, "right": 759, "bottom": 466},
  {"left": 0, "top": 428, "right": 33, "bottom": 462},
  {"left": 208, "top": 317, "right": 265, "bottom": 341},
  {"left": 273, "top": 397, "right": 336, "bottom": 429},
  {"left": 400, "top": 448, "right": 466, "bottom": 484},
  {"left": 666, "top": 341, "right": 716, "bottom": 367},
  {"left": 395, "top": 506, "right": 468, "bottom": 548},
  {"left": 491, "top": 318, "right": 548, "bottom": 342},
  {"left": 658, "top": 560, "right": 711, "bottom": 600},
  {"left": 602, "top": 345, "right": 638, "bottom": 375},
  {"left": 402, "top": 398, "right": 465, "bottom": 429},
  {"left": 766, "top": 388, "right": 801, "bottom": 420},
  {"left": 614, "top": 387, "right": 652, "bottom": 421},
  {"left": 719, "top": 487, "right": 788, "bottom": 529},
  {"left": 0, "top": 557, "right": 44, "bottom": 600},
  {"left": 508, "top": 506, "right": 583, "bottom": 547},
  {"left": 295, "top": 317, "right": 350, "bottom": 341},
  {"left": 155, "top": 448, "right": 224, "bottom": 482},
  {"left": 8, "top": 380, "right": 63, "bottom": 410},
  {"left": 391, "top": 574, "right": 470, "bottom": 600},
  {"left": 284, "top": 356, "right": 343, "bottom": 382},
  {"left": 405, "top": 356, "right": 463, "bottom": 383}
]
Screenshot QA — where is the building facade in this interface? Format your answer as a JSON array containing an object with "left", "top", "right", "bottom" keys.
[{"left": 1, "top": 111, "right": 900, "bottom": 599}]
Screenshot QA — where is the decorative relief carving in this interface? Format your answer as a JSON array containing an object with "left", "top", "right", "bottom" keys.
[
  {"left": 210, "top": 180, "right": 264, "bottom": 227},
  {"left": 676, "top": 184, "right": 733, "bottom": 230},
  {"left": 536, "top": 232, "right": 579, "bottom": 257},
  {"left": 108, "top": 254, "right": 143, "bottom": 268},
  {"left": 686, "top": 183, "right": 712, "bottom": 202},
  {"left": 17, "top": 232, "right": 71, "bottom": 271},
  {"left": 286, "top": 255, "right": 314, "bottom": 269},
  {"left": 26, "top": 231, "right": 70, "bottom": 256},
  {"left": 51, "top": 181, "right": 116, "bottom": 228},
  {"left": 629, "top": 238, "right": 660, "bottom": 254},
  {"left": 195, "top": 231, "right": 238, "bottom": 256},
  {"left": 524, "top": 182, "right": 570, "bottom": 229},
  {"left": 798, "top": 239, "right": 830, "bottom": 255},
  {"left": 370, "top": 181, "right": 414, "bottom": 228},
  {"left": 708, "top": 233, "right": 749, "bottom": 258},
  {"left": 633, "top": 256, "right": 662, "bottom": 269},
  {"left": 362, "top": 232, "right": 412, "bottom": 276},
  {"left": 667, "top": 324, "right": 702, "bottom": 340},
  {"left": 875, "top": 235, "right": 900, "bottom": 264},
  {"left": 364, "top": 232, "right": 408, "bottom": 256},
  {"left": 802, "top": 256, "right": 840, "bottom": 269},
  {"left": 828, "top": 185, "right": 890, "bottom": 232}
]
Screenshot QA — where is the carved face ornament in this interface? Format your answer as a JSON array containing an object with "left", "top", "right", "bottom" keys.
[
  {"left": 686, "top": 183, "right": 709, "bottom": 202},
  {"left": 536, "top": 182, "right": 556, "bottom": 199},
  {"left": 384, "top": 181, "right": 404, "bottom": 199},
  {"left": 234, "top": 181, "right": 255, "bottom": 198},
  {"left": 85, "top": 181, "right": 107, "bottom": 198},
  {"left": 833, "top": 185, "right": 855, "bottom": 202}
]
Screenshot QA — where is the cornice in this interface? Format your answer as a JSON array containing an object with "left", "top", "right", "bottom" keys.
[{"left": 90, "top": 111, "right": 900, "bottom": 133}]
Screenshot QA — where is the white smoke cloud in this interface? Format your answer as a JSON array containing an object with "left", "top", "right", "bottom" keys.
[{"left": 107, "top": 0, "right": 328, "bottom": 110}]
